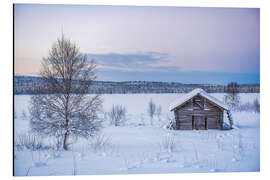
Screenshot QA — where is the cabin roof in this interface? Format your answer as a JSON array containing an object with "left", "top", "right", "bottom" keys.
[{"left": 169, "top": 88, "right": 229, "bottom": 111}]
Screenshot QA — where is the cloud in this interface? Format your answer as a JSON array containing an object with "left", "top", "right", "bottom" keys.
[{"left": 86, "top": 52, "right": 180, "bottom": 72}]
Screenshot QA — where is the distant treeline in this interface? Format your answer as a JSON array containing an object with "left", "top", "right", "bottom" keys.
[{"left": 14, "top": 75, "right": 260, "bottom": 95}]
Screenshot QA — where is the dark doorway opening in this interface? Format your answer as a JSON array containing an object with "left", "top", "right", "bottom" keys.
[
  {"left": 194, "top": 116, "right": 206, "bottom": 130},
  {"left": 192, "top": 116, "right": 195, "bottom": 129},
  {"left": 205, "top": 116, "right": 208, "bottom": 130}
]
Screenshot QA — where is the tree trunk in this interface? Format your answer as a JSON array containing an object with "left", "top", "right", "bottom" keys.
[
  {"left": 63, "top": 131, "right": 69, "bottom": 150},
  {"left": 63, "top": 95, "right": 70, "bottom": 150}
]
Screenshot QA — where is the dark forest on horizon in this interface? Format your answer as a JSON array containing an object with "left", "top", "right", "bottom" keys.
[{"left": 14, "top": 75, "right": 260, "bottom": 95}]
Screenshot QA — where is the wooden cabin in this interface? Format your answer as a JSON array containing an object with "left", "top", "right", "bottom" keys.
[{"left": 169, "top": 88, "right": 231, "bottom": 130}]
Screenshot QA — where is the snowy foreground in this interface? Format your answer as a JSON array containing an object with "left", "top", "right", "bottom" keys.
[{"left": 14, "top": 93, "right": 260, "bottom": 176}]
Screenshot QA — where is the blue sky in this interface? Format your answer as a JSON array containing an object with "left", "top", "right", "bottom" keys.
[{"left": 14, "top": 4, "right": 260, "bottom": 84}]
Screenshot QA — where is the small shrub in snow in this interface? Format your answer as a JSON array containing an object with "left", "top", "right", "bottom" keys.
[
  {"left": 90, "top": 134, "right": 111, "bottom": 152},
  {"left": 199, "top": 131, "right": 210, "bottom": 142},
  {"left": 48, "top": 149, "right": 62, "bottom": 159},
  {"left": 109, "top": 105, "right": 127, "bottom": 126},
  {"left": 29, "top": 150, "right": 50, "bottom": 169},
  {"left": 72, "top": 151, "right": 78, "bottom": 176},
  {"left": 52, "top": 136, "right": 63, "bottom": 151},
  {"left": 209, "top": 160, "right": 218, "bottom": 172},
  {"left": 138, "top": 113, "right": 146, "bottom": 126},
  {"left": 147, "top": 99, "right": 156, "bottom": 125},
  {"left": 103, "top": 112, "right": 108, "bottom": 122},
  {"left": 121, "top": 156, "right": 131, "bottom": 170},
  {"left": 156, "top": 105, "right": 162, "bottom": 121},
  {"left": 253, "top": 98, "right": 260, "bottom": 113},
  {"left": 215, "top": 133, "right": 225, "bottom": 151},
  {"left": 232, "top": 131, "right": 245, "bottom": 161},
  {"left": 21, "top": 110, "right": 28, "bottom": 120},
  {"left": 235, "top": 98, "right": 260, "bottom": 113},
  {"left": 236, "top": 102, "right": 252, "bottom": 112},
  {"left": 25, "top": 167, "right": 32, "bottom": 176},
  {"left": 160, "top": 134, "right": 176, "bottom": 153},
  {"left": 190, "top": 142, "right": 200, "bottom": 166}
]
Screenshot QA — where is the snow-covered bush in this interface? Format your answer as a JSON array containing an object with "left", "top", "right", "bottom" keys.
[{"left": 109, "top": 105, "right": 127, "bottom": 126}]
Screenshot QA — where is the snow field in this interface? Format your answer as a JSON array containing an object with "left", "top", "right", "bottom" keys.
[{"left": 14, "top": 93, "right": 260, "bottom": 175}]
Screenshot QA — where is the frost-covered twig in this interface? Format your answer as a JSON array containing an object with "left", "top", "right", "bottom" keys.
[{"left": 25, "top": 166, "right": 32, "bottom": 176}]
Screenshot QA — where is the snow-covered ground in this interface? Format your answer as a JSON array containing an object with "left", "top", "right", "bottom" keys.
[{"left": 14, "top": 93, "right": 260, "bottom": 176}]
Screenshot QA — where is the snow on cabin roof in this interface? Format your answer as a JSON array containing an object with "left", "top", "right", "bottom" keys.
[{"left": 169, "top": 88, "right": 229, "bottom": 111}]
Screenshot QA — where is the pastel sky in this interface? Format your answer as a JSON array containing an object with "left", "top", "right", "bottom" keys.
[{"left": 14, "top": 4, "right": 260, "bottom": 84}]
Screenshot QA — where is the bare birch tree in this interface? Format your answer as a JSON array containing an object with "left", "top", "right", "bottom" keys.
[
  {"left": 224, "top": 82, "right": 240, "bottom": 109},
  {"left": 29, "top": 35, "right": 102, "bottom": 150}
]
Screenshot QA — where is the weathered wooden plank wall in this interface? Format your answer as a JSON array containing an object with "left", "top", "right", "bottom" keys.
[{"left": 173, "top": 95, "right": 224, "bottom": 130}]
